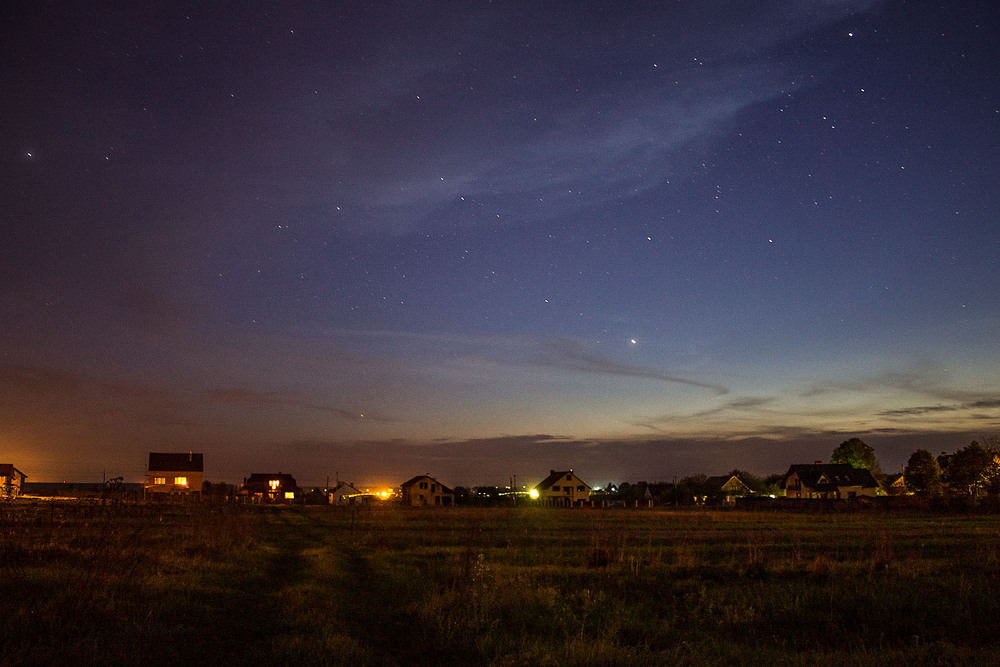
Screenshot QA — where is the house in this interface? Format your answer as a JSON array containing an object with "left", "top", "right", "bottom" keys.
[
  {"left": 705, "top": 474, "right": 754, "bottom": 504},
  {"left": 886, "top": 473, "right": 909, "bottom": 496},
  {"left": 241, "top": 473, "right": 299, "bottom": 502},
  {"left": 534, "top": 470, "right": 591, "bottom": 507},
  {"left": 329, "top": 481, "right": 362, "bottom": 504},
  {"left": 0, "top": 464, "right": 26, "bottom": 500},
  {"left": 146, "top": 452, "right": 203, "bottom": 499},
  {"left": 781, "top": 463, "right": 880, "bottom": 499},
  {"left": 400, "top": 475, "right": 454, "bottom": 506}
]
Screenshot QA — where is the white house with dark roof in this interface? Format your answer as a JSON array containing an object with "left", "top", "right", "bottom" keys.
[
  {"left": 781, "top": 463, "right": 880, "bottom": 499},
  {"left": 534, "top": 470, "right": 591, "bottom": 507},
  {"left": 329, "top": 481, "right": 362, "bottom": 504},
  {"left": 145, "top": 452, "right": 203, "bottom": 499}
]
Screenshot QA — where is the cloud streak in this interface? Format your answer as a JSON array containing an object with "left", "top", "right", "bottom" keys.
[
  {"left": 311, "top": 0, "right": 885, "bottom": 236},
  {"left": 529, "top": 338, "right": 728, "bottom": 394}
]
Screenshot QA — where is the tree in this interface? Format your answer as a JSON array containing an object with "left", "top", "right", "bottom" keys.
[
  {"left": 830, "top": 438, "right": 884, "bottom": 479},
  {"left": 675, "top": 474, "right": 710, "bottom": 505},
  {"left": 903, "top": 449, "right": 943, "bottom": 495},
  {"left": 942, "top": 441, "right": 1000, "bottom": 498}
]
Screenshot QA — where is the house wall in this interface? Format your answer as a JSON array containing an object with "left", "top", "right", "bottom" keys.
[
  {"left": 837, "top": 485, "right": 878, "bottom": 499},
  {"left": 145, "top": 470, "right": 204, "bottom": 497},
  {"left": 401, "top": 477, "right": 453, "bottom": 506},
  {"left": 540, "top": 473, "right": 590, "bottom": 507},
  {"left": 784, "top": 473, "right": 804, "bottom": 499},
  {"left": 1, "top": 471, "right": 24, "bottom": 499},
  {"left": 330, "top": 487, "right": 360, "bottom": 504},
  {"left": 785, "top": 476, "right": 878, "bottom": 500}
]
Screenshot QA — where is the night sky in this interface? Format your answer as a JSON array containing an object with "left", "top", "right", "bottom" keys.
[{"left": 3, "top": 1, "right": 998, "bottom": 487}]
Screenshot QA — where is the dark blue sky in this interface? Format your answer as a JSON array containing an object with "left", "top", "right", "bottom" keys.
[{"left": 2, "top": 0, "right": 998, "bottom": 486}]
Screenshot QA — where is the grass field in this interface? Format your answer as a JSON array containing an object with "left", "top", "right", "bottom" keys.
[{"left": 3, "top": 502, "right": 1000, "bottom": 665}]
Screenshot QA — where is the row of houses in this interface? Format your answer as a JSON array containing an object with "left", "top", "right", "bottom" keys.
[
  {"left": 2, "top": 454, "right": 881, "bottom": 505},
  {"left": 388, "top": 464, "right": 882, "bottom": 507},
  {"left": 145, "top": 453, "right": 370, "bottom": 503},
  {"left": 143, "top": 454, "right": 598, "bottom": 506}
]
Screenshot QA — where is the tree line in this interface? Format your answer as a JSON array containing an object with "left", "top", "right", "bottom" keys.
[{"left": 903, "top": 438, "right": 1000, "bottom": 498}]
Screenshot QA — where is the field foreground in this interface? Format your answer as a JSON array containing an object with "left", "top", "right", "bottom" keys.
[{"left": 3, "top": 503, "right": 1000, "bottom": 666}]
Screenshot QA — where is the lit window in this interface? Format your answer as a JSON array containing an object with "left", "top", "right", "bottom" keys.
[
  {"left": 284, "top": 491, "right": 295, "bottom": 500},
  {"left": 269, "top": 479, "right": 280, "bottom": 490},
  {"left": 153, "top": 477, "right": 166, "bottom": 485},
  {"left": 175, "top": 477, "right": 187, "bottom": 486}
]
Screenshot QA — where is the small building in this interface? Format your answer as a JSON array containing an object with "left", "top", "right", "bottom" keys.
[
  {"left": 534, "top": 470, "right": 591, "bottom": 507},
  {"left": 329, "top": 481, "right": 362, "bottom": 504},
  {"left": 781, "top": 463, "right": 880, "bottom": 499},
  {"left": 706, "top": 474, "right": 754, "bottom": 504},
  {"left": 0, "top": 464, "right": 26, "bottom": 500},
  {"left": 400, "top": 475, "right": 454, "bottom": 506},
  {"left": 886, "top": 473, "right": 909, "bottom": 496},
  {"left": 146, "top": 452, "right": 203, "bottom": 499},
  {"left": 241, "top": 473, "right": 299, "bottom": 502}
]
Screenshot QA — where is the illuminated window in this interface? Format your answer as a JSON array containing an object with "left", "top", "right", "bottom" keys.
[
  {"left": 284, "top": 491, "right": 295, "bottom": 500},
  {"left": 153, "top": 477, "right": 166, "bottom": 485},
  {"left": 269, "top": 479, "right": 280, "bottom": 490},
  {"left": 175, "top": 477, "right": 187, "bottom": 486}
]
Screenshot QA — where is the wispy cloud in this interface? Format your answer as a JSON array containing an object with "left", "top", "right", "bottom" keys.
[
  {"left": 801, "top": 362, "right": 988, "bottom": 403},
  {"left": 878, "top": 398, "right": 1000, "bottom": 419},
  {"left": 529, "top": 338, "right": 728, "bottom": 394},
  {"left": 312, "top": 0, "right": 884, "bottom": 236}
]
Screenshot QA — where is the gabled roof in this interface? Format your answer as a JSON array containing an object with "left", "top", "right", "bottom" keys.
[
  {"left": 887, "top": 473, "right": 906, "bottom": 487},
  {"left": 535, "top": 470, "right": 589, "bottom": 491},
  {"left": 400, "top": 475, "right": 453, "bottom": 493},
  {"left": 706, "top": 475, "right": 752, "bottom": 494},
  {"left": 332, "top": 481, "right": 360, "bottom": 494},
  {"left": 148, "top": 452, "right": 203, "bottom": 472},
  {"left": 245, "top": 473, "right": 298, "bottom": 489},
  {"left": 782, "top": 463, "right": 878, "bottom": 490},
  {"left": 0, "top": 464, "right": 26, "bottom": 478}
]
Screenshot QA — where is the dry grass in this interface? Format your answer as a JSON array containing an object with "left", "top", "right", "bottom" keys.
[{"left": 4, "top": 502, "right": 1000, "bottom": 665}]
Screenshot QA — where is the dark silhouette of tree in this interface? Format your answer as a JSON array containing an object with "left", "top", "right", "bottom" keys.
[
  {"left": 830, "top": 438, "right": 884, "bottom": 481},
  {"left": 942, "top": 441, "right": 1000, "bottom": 498},
  {"left": 675, "top": 474, "right": 710, "bottom": 505},
  {"left": 903, "top": 449, "right": 943, "bottom": 495}
]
